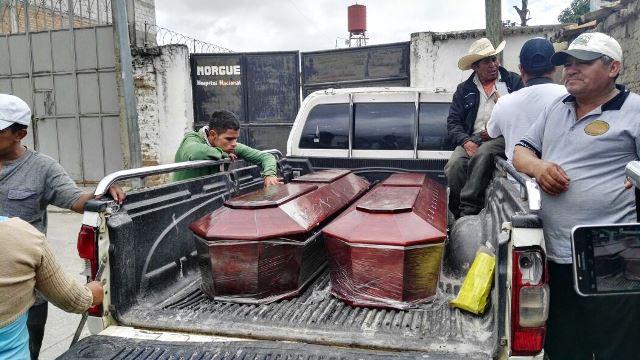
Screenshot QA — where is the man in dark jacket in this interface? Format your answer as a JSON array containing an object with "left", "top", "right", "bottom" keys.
[{"left": 445, "top": 38, "right": 524, "bottom": 218}]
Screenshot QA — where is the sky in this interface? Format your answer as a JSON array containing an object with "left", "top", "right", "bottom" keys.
[{"left": 154, "top": 0, "right": 574, "bottom": 53}]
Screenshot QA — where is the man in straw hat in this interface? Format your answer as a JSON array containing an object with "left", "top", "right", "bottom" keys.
[
  {"left": 514, "top": 32, "right": 640, "bottom": 359},
  {"left": 445, "top": 38, "right": 523, "bottom": 218}
]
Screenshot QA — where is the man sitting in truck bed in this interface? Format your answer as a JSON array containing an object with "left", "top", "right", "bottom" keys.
[{"left": 173, "top": 110, "right": 282, "bottom": 186}]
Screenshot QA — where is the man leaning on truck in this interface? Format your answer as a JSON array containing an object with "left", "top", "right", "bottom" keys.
[
  {"left": 173, "top": 109, "right": 282, "bottom": 186},
  {"left": 0, "top": 93, "right": 124, "bottom": 359},
  {"left": 513, "top": 32, "right": 640, "bottom": 359}
]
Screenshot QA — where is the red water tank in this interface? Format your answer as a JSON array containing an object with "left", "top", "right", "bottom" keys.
[{"left": 348, "top": 4, "right": 366, "bottom": 34}]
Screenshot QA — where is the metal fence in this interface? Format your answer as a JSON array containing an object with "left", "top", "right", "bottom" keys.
[
  {"left": 0, "top": 0, "right": 112, "bottom": 33},
  {"left": 143, "top": 22, "right": 232, "bottom": 53}
]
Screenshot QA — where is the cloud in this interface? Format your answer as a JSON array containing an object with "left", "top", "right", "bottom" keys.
[{"left": 154, "top": 0, "right": 568, "bottom": 52}]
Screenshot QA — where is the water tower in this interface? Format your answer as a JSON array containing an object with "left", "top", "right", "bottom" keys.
[{"left": 348, "top": 4, "right": 368, "bottom": 47}]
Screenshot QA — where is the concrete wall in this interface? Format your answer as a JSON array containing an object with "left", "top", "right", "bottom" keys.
[
  {"left": 132, "top": 44, "right": 193, "bottom": 167},
  {"left": 410, "top": 25, "right": 563, "bottom": 92},
  {"left": 596, "top": 1, "right": 640, "bottom": 93}
]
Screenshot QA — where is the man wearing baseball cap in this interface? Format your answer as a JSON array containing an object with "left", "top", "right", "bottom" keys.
[
  {"left": 486, "top": 37, "right": 566, "bottom": 165},
  {"left": 0, "top": 94, "right": 125, "bottom": 359},
  {"left": 445, "top": 38, "right": 524, "bottom": 218},
  {"left": 514, "top": 32, "right": 640, "bottom": 359}
]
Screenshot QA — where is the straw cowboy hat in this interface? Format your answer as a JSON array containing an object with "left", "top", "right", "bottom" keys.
[{"left": 457, "top": 38, "right": 506, "bottom": 70}]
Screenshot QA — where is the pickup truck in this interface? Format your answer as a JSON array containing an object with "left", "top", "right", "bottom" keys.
[{"left": 60, "top": 87, "right": 548, "bottom": 359}]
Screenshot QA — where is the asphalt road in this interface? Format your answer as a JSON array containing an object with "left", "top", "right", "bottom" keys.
[{"left": 39, "top": 207, "right": 90, "bottom": 360}]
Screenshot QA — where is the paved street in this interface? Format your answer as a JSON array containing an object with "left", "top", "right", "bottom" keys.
[{"left": 39, "top": 207, "right": 90, "bottom": 360}]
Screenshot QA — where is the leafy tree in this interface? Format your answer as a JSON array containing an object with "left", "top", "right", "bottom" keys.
[{"left": 557, "top": 0, "right": 590, "bottom": 24}]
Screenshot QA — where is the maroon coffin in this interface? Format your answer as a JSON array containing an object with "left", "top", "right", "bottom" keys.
[
  {"left": 190, "top": 169, "right": 369, "bottom": 303},
  {"left": 322, "top": 173, "right": 447, "bottom": 309}
]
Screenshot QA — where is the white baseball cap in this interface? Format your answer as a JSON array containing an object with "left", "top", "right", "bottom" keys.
[
  {"left": 551, "top": 32, "right": 623, "bottom": 66},
  {"left": 0, "top": 94, "right": 31, "bottom": 131}
]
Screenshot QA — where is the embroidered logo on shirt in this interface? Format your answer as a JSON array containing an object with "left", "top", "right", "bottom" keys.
[{"left": 584, "top": 120, "right": 610, "bottom": 136}]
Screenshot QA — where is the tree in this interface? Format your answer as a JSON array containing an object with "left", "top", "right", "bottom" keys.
[
  {"left": 557, "top": 0, "right": 590, "bottom": 24},
  {"left": 513, "top": 0, "right": 531, "bottom": 26}
]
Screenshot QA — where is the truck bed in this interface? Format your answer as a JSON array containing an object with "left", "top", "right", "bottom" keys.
[
  {"left": 78, "top": 160, "right": 521, "bottom": 359},
  {"left": 115, "top": 268, "right": 497, "bottom": 359}
]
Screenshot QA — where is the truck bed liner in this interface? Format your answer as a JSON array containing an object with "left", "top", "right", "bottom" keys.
[{"left": 117, "top": 270, "right": 497, "bottom": 359}]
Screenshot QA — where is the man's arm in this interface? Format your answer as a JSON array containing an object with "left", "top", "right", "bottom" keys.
[
  {"left": 513, "top": 145, "right": 570, "bottom": 195},
  {"left": 447, "top": 86, "right": 473, "bottom": 147},
  {"left": 234, "top": 143, "right": 282, "bottom": 186},
  {"left": 36, "top": 240, "right": 103, "bottom": 313}
]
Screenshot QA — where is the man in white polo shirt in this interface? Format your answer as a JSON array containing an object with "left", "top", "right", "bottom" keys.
[
  {"left": 486, "top": 37, "right": 566, "bottom": 164},
  {"left": 514, "top": 32, "right": 640, "bottom": 359}
]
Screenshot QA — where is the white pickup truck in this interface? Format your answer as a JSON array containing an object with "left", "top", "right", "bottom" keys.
[{"left": 60, "top": 87, "right": 549, "bottom": 359}]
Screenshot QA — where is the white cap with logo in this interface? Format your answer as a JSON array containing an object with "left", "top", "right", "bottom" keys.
[
  {"left": 0, "top": 94, "right": 31, "bottom": 131},
  {"left": 551, "top": 32, "right": 623, "bottom": 66}
]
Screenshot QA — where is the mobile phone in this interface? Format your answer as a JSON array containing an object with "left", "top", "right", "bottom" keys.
[{"left": 572, "top": 223, "right": 640, "bottom": 296}]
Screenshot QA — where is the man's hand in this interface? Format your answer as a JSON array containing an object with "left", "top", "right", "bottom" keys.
[
  {"left": 85, "top": 281, "right": 104, "bottom": 306},
  {"left": 263, "top": 176, "right": 284, "bottom": 187},
  {"left": 533, "top": 161, "right": 570, "bottom": 195},
  {"left": 479, "top": 129, "right": 491, "bottom": 142},
  {"left": 625, "top": 177, "right": 634, "bottom": 189},
  {"left": 463, "top": 141, "right": 479, "bottom": 157},
  {"left": 107, "top": 185, "right": 126, "bottom": 204}
]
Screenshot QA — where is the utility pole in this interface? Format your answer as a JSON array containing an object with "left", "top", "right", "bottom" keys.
[
  {"left": 485, "top": 0, "right": 503, "bottom": 62},
  {"left": 112, "top": 0, "right": 142, "bottom": 170}
]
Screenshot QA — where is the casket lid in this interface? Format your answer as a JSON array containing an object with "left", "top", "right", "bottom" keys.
[
  {"left": 292, "top": 169, "right": 351, "bottom": 183},
  {"left": 323, "top": 174, "right": 447, "bottom": 246},
  {"left": 225, "top": 183, "right": 317, "bottom": 209},
  {"left": 356, "top": 186, "right": 419, "bottom": 213},
  {"left": 382, "top": 173, "right": 426, "bottom": 187}
]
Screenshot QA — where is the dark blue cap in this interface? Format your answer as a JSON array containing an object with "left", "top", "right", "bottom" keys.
[{"left": 520, "top": 37, "right": 555, "bottom": 73}]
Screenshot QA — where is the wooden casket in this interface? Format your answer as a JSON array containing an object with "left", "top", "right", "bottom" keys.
[
  {"left": 190, "top": 169, "right": 369, "bottom": 303},
  {"left": 322, "top": 173, "right": 447, "bottom": 309}
]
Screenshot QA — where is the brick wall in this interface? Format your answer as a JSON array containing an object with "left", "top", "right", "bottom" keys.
[
  {"left": 596, "top": 1, "right": 640, "bottom": 93},
  {"left": 134, "top": 0, "right": 155, "bottom": 46}
]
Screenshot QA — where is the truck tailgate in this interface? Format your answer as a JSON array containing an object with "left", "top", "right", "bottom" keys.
[{"left": 60, "top": 333, "right": 469, "bottom": 359}]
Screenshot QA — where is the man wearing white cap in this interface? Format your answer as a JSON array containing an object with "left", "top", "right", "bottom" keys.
[
  {"left": 0, "top": 94, "right": 124, "bottom": 359},
  {"left": 446, "top": 38, "right": 523, "bottom": 218},
  {"left": 514, "top": 32, "right": 640, "bottom": 359}
]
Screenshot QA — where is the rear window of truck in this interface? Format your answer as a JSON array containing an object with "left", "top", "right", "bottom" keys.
[
  {"left": 418, "top": 102, "right": 454, "bottom": 151},
  {"left": 353, "top": 103, "right": 414, "bottom": 150},
  {"left": 298, "top": 101, "right": 454, "bottom": 151},
  {"left": 298, "top": 104, "right": 349, "bottom": 149}
]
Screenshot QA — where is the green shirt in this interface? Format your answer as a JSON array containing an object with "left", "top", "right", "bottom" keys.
[{"left": 172, "top": 131, "right": 277, "bottom": 182}]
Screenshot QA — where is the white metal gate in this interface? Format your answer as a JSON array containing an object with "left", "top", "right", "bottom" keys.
[{"left": 0, "top": 1, "right": 123, "bottom": 183}]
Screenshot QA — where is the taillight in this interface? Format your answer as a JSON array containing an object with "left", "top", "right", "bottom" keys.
[
  {"left": 77, "top": 224, "right": 102, "bottom": 317},
  {"left": 511, "top": 248, "right": 549, "bottom": 356}
]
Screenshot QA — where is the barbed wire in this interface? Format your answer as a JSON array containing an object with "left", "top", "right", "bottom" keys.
[
  {"left": 144, "top": 23, "right": 232, "bottom": 53},
  {"left": 1, "top": 0, "right": 112, "bottom": 33}
]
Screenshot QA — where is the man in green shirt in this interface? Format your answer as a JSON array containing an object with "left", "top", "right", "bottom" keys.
[{"left": 173, "top": 110, "right": 281, "bottom": 186}]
